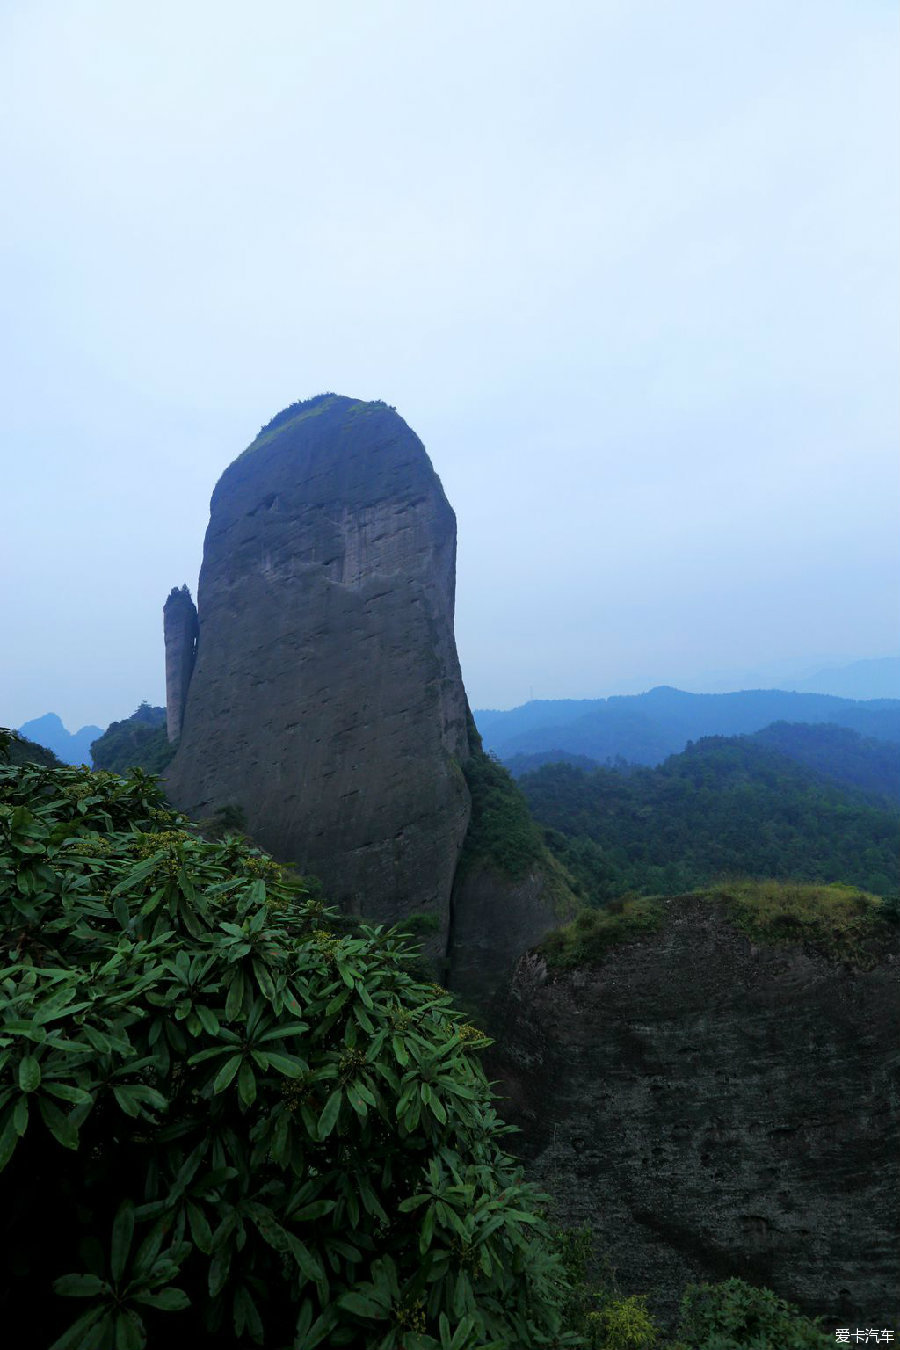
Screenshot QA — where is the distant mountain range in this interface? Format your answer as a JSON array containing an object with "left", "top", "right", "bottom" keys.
[
  {"left": 788, "top": 656, "right": 899, "bottom": 701},
  {"left": 474, "top": 687, "right": 900, "bottom": 767},
  {"left": 16, "top": 713, "right": 103, "bottom": 766}
]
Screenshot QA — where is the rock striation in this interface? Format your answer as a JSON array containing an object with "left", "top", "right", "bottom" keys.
[
  {"left": 164, "top": 395, "right": 473, "bottom": 951},
  {"left": 486, "top": 897, "right": 900, "bottom": 1328}
]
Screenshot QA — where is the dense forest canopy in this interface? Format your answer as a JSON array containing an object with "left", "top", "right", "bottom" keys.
[
  {"left": 90, "top": 704, "right": 173, "bottom": 776},
  {"left": 519, "top": 735, "right": 899, "bottom": 903}
]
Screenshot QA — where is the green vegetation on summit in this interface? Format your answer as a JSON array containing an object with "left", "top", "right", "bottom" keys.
[
  {"left": 0, "top": 728, "right": 62, "bottom": 769},
  {"left": 0, "top": 755, "right": 572, "bottom": 1349},
  {"left": 91, "top": 703, "right": 173, "bottom": 776},
  {"left": 520, "top": 736, "right": 899, "bottom": 902},
  {"left": 539, "top": 880, "right": 893, "bottom": 971}
]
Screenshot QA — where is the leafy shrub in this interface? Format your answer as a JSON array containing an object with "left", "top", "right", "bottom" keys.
[
  {"left": 539, "top": 895, "right": 664, "bottom": 969},
  {"left": 397, "top": 912, "right": 442, "bottom": 935},
  {"left": 0, "top": 758, "right": 574, "bottom": 1349},
  {"left": 586, "top": 1295, "right": 657, "bottom": 1348},
  {"left": 674, "top": 1276, "right": 831, "bottom": 1348},
  {"left": 547, "top": 1227, "right": 655, "bottom": 1347}
]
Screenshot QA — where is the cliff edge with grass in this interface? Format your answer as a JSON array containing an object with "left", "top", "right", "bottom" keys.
[{"left": 486, "top": 881, "right": 900, "bottom": 1329}]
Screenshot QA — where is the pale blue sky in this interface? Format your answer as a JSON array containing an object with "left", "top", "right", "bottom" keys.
[{"left": 2, "top": 0, "right": 898, "bottom": 729}]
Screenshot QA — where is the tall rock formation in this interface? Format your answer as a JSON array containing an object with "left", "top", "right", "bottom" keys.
[
  {"left": 164, "top": 395, "right": 472, "bottom": 950},
  {"left": 163, "top": 586, "right": 199, "bottom": 743}
]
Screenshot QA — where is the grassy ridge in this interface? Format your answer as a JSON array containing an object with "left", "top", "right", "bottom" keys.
[{"left": 539, "top": 880, "right": 895, "bottom": 971}]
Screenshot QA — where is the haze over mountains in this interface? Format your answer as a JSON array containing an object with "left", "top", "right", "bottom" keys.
[
  {"left": 787, "top": 655, "right": 900, "bottom": 701},
  {"left": 16, "top": 712, "right": 102, "bottom": 766},
  {"left": 475, "top": 685, "right": 900, "bottom": 767}
]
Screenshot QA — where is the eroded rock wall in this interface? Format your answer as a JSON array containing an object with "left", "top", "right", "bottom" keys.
[
  {"left": 164, "top": 396, "right": 471, "bottom": 948},
  {"left": 487, "top": 898, "right": 900, "bottom": 1328}
]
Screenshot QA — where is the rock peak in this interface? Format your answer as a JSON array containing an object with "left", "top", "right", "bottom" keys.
[{"left": 165, "top": 397, "right": 471, "bottom": 945}]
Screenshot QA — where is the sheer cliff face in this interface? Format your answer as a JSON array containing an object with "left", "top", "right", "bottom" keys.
[
  {"left": 487, "top": 899, "right": 900, "bottom": 1328},
  {"left": 165, "top": 396, "right": 471, "bottom": 941}
]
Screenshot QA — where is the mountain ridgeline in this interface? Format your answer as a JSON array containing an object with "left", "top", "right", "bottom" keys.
[
  {"left": 16, "top": 712, "right": 102, "bottom": 766},
  {"left": 475, "top": 685, "right": 900, "bottom": 766}
]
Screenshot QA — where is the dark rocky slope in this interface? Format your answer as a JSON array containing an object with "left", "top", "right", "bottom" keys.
[{"left": 486, "top": 894, "right": 900, "bottom": 1328}]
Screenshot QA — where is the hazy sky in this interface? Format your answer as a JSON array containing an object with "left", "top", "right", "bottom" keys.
[{"left": 2, "top": 0, "right": 898, "bottom": 730}]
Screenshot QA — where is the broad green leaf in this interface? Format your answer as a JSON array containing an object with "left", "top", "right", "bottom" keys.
[
  {"left": 450, "top": 1314, "right": 477, "bottom": 1350},
  {"left": 83, "top": 1026, "right": 112, "bottom": 1054},
  {"left": 233, "top": 1283, "right": 263, "bottom": 1340},
  {"left": 0, "top": 1116, "right": 19, "bottom": 1170},
  {"left": 287, "top": 1235, "right": 324, "bottom": 1283},
  {"left": 13, "top": 1094, "right": 28, "bottom": 1134},
  {"left": 225, "top": 969, "right": 244, "bottom": 1021},
  {"left": 132, "top": 1287, "right": 190, "bottom": 1311},
  {"left": 287, "top": 1199, "right": 335, "bottom": 1223},
  {"left": 237, "top": 1060, "right": 257, "bottom": 1107},
  {"left": 347, "top": 1090, "right": 367, "bottom": 1120},
  {"left": 111, "top": 1202, "right": 134, "bottom": 1283},
  {"left": 419, "top": 1205, "right": 435, "bottom": 1255},
  {"left": 392, "top": 1035, "right": 409, "bottom": 1066},
  {"left": 212, "top": 1055, "right": 242, "bottom": 1094},
  {"left": 114, "top": 1310, "right": 144, "bottom": 1350},
  {"left": 44, "top": 1082, "right": 92, "bottom": 1106},
  {"left": 195, "top": 1005, "right": 219, "bottom": 1035},
  {"left": 297, "top": 1308, "right": 338, "bottom": 1349},
  {"left": 337, "top": 1291, "right": 390, "bottom": 1319},
  {"left": 317, "top": 1088, "right": 342, "bottom": 1139},
  {"left": 207, "top": 1249, "right": 231, "bottom": 1298},
  {"left": 18, "top": 1055, "right": 40, "bottom": 1093},
  {"left": 112, "top": 1086, "right": 141, "bottom": 1118},
  {"left": 397, "top": 1193, "right": 429, "bottom": 1213},
  {"left": 39, "top": 1096, "right": 78, "bottom": 1148},
  {"left": 47, "top": 1307, "right": 106, "bottom": 1350},
  {"left": 261, "top": 1051, "right": 306, "bottom": 1078},
  {"left": 186, "top": 1201, "right": 213, "bottom": 1254},
  {"left": 53, "top": 1273, "right": 108, "bottom": 1298}
]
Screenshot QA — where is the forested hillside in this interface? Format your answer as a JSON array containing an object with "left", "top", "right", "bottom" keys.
[
  {"left": 519, "top": 736, "right": 899, "bottom": 902},
  {"left": 752, "top": 721, "right": 900, "bottom": 803},
  {"left": 90, "top": 702, "right": 173, "bottom": 775},
  {"left": 506, "top": 721, "right": 900, "bottom": 805}
]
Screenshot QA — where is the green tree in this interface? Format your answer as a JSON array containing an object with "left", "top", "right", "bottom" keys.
[{"left": 0, "top": 757, "right": 574, "bottom": 1349}]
